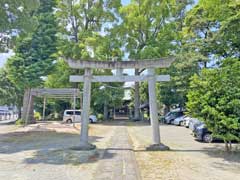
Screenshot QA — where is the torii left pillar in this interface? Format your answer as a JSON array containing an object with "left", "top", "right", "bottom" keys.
[{"left": 77, "top": 68, "right": 96, "bottom": 150}]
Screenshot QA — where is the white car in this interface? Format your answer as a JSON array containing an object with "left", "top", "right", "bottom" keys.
[
  {"left": 63, "top": 110, "right": 97, "bottom": 123},
  {"left": 184, "top": 116, "right": 192, "bottom": 128},
  {"left": 173, "top": 115, "right": 186, "bottom": 126}
]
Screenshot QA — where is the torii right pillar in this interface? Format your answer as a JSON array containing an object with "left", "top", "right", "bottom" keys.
[{"left": 147, "top": 68, "right": 170, "bottom": 151}]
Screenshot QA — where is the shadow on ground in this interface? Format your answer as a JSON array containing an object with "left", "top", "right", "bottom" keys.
[
  {"left": 0, "top": 128, "right": 117, "bottom": 166},
  {"left": 99, "top": 120, "right": 151, "bottom": 127},
  {"left": 169, "top": 144, "right": 240, "bottom": 165},
  {"left": 23, "top": 147, "right": 116, "bottom": 166}
]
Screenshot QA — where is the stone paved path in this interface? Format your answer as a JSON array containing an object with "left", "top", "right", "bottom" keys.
[{"left": 94, "top": 123, "right": 141, "bottom": 180}]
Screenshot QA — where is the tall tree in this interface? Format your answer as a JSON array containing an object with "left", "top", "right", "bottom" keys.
[
  {"left": 56, "top": 0, "right": 121, "bottom": 59},
  {"left": 183, "top": 0, "right": 240, "bottom": 66},
  {"left": 6, "top": 0, "right": 58, "bottom": 118},
  {"left": 119, "top": 0, "right": 192, "bottom": 118},
  {"left": 158, "top": 0, "right": 240, "bottom": 112},
  {"left": 187, "top": 58, "right": 240, "bottom": 151},
  {"left": 52, "top": 0, "right": 123, "bottom": 115}
]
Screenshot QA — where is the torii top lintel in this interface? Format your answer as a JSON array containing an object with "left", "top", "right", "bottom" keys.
[{"left": 67, "top": 57, "right": 174, "bottom": 69}]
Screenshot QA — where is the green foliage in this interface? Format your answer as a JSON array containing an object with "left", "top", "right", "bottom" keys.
[
  {"left": 56, "top": 0, "right": 121, "bottom": 59},
  {"left": 212, "top": 2, "right": 240, "bottom": 58},
  {"left": 159, "top": 0, "right": 240, "bottom": 113},
  {"left": 119, "top": 0, "right": 192, "bottom": 117},
  {"left": 52, "top": 0, "right": 124, "bottom": 114},
  {"left": 91, "top": 82, "right": 125, "bottom": 114},
  {"left": 183, "top": 0, "right": 240, "bottom": 65},
  {"left": 119, "top": 0, "right": 191, "bottom": 59},
  {"left": 0, "top": 68, "right": 22, "bottom": 109},
  {"left": 3, "top": 0, "right": 57, "bottom": 119},
  {"left": 6, "top": 0, "right": 57, "bottom": 90},
  {"left": 34, "top": 111, "right": 41, "bottom": 121},
  {"left": 97, "top": 114, "right": 104, "bottom": 121},
  {"left": 15, "top": 119, "right": 24, "bottom": 125},
  {"left": 187, "top": 58, "right": 240, "bottom": 149},
  {"left": 0, "top": 0, "right": 39, "bottom": 51},
  {"left": 45, "top": 59, "right": 73, "bottom": 88},
  {"left": 0, "top": 0, "right": 39, "bottom": 31}
]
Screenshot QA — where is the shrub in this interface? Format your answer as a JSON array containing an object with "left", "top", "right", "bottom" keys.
[
  {"left": 34, "top": 112, "right": 41, "bottom": 121},
  {"left": 15, "top": 119, "right": 24, "bottom": 125}
]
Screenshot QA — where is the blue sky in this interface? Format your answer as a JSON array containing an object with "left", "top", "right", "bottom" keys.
[
  {"left": 0, "top": 51, "right": 14, "bottom": 68},
  {"left": 121, "top": 0, "right": 130, "bottom": 5}
]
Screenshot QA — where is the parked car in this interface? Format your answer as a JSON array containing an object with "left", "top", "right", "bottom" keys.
[
  {"left": 63, "top": 110, "right": 97, "bottom": 123},
  {"left": 164, "top": 111, "right": 184, "bottom": 124},
  {"left": 194, "top": 123, "right": 213, "bottom": 143},
  {"left": 189, "top": 118, "right": 202, "bottom": 132},
  {"left": 183, "top": 116, "right": 194, "bottom": 128},
  {"left": 173, "top": 115, "right": 186, "bottom": 126}
]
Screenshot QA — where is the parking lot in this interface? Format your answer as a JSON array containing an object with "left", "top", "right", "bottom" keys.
[
  {"left": 128, "top": 123, "right": 240, "bottom": 180},
  {"left": 0, "top": 121, "right": 239, "bottom": 180}
]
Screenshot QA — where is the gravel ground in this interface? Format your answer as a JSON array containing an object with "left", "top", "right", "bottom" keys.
[
  {"left": 127, "top": 122, "right": 240, "bottom": 180},
  {"left": 0, "top": 121, "right": 239, "bottom": 180},
  {"left": 0, "top": 122, "right": 116, "bottom": 180}
]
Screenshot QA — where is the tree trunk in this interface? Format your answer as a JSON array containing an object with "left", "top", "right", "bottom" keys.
[
  {"left": 229, "top": 141, "right": 232, "bottom": 151},
  {"left": 204, "top": 61, "right": 207, "bottom": 68},
  {"left": 224, "top": 140, "right": 230, "bottom": 152},
  {"left": 164, "top": 105, "right": 170, "bottom": 115},
  {"left": 134, "top": 69, "right": 140, "bottom": 120},
  {"left": 17, "top": 105, "right": 22, "bottom": 119},
  {"left": 28, "top": 95, "right": 35, "bottom": 124},
  {"left": 104, "top": 100, "right": 108, "bottom": 121},
  {"left": 22, "top": 88, "right": 30, "bottom": 122}
]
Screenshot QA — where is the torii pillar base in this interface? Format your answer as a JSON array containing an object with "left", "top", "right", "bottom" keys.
[
  {"left": 70, "top": 143, "right": 96, "bottom": 151},
  {"left": 146, "top": 143, "right": 170, "bottom": 151}
]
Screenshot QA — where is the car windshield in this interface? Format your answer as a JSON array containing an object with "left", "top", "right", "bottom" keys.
[
  {"left": 165, "top": 112, "right": 171, "bottom": 116},
  {"left": 66, "top": 111, "right": 73, "bottom": 115},
  {"left": 197, "top": 124, "right": 205, "bottom": 129},
  {"left": 75, "top": 111, "right": 81, "bottom": 115},
  {"left": 65, "top": 110, "right": 81, "bottom": 115}
]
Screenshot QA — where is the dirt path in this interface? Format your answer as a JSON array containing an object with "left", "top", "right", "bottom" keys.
[{"left": 94, "top": 124, "right": 141, "bottom": 180}]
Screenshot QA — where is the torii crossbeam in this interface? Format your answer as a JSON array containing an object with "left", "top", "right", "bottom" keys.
[{"left": 67, "top": 58, "right": 174, "bottom": 150}]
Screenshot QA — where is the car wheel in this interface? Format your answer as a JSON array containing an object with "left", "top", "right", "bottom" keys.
[
  {"left": 180, "top": 121, "right": 184, "bottom": 126},
  {"left": 66, "top": 119, "right": 72, "bottom": 124},
  {"left": 89, "top": 118, "right": 93, "bottom": 123},
  {"left": 170, "top": 120, "right": 174, "bottom": 124},
  {"left": 203, "top": 133, "right": 213, "bottom": 143}
]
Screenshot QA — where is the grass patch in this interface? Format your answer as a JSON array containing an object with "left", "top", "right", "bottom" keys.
[{"left": 15, "top": 119, "right": 24, "bottom": 126}]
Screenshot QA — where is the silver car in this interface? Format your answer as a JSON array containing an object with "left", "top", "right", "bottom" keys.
[
  {"left": 189, "top": 118, "right": 202, "bottom": 131},
  {"left": 173, "top": 115, "right": 186, "bottom": 126},
  {"left": 164, "top": 111, "right": 184, "bottom": 124}
]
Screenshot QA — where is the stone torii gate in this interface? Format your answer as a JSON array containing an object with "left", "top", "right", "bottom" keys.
[{"left": 67, "top": 58, "right": 174, "bottom": 150}]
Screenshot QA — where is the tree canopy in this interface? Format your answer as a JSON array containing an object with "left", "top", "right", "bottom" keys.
[
  {"left": 187, "top": 58, "right": 240, "bottom": 150},
  {"left": 0, "top": 0, "right": 39, "bottom": 51}
]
